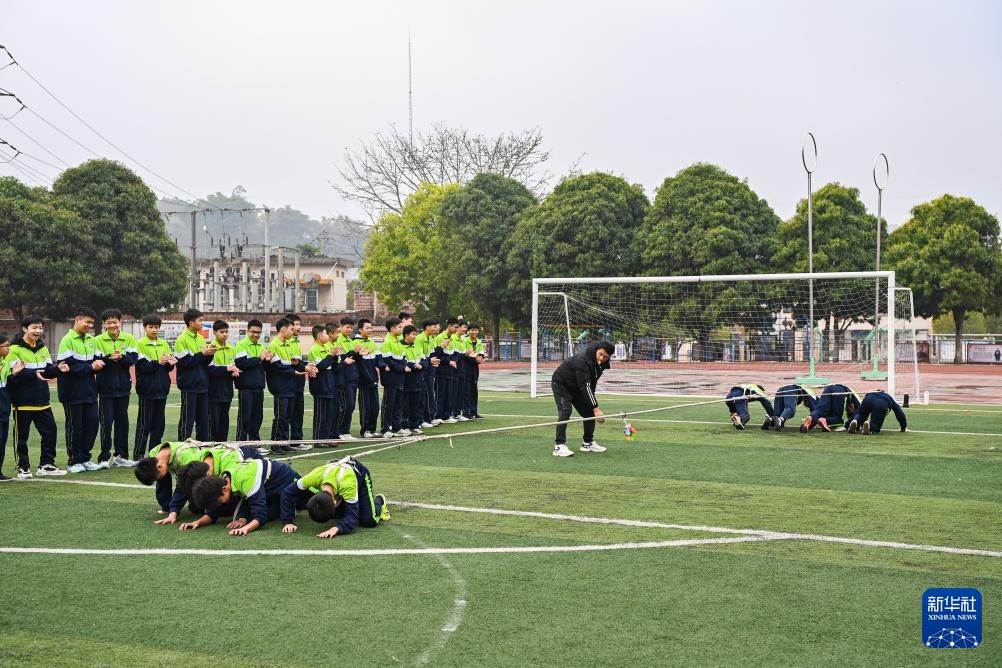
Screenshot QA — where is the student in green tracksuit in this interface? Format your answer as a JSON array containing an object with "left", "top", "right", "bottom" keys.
[
  {"left": 0, "top": 336, "right": 11, "bottom": 481},
  {"left": 93, "top": 308, "right": 138, "bottom": 468},
  {"left": 174, "top": 308, "right": 214, "bottom": 441},
  {"left": 279, "top": 456, "right": 388, "bottom": 538},
  {"left": 57, "top": 307, "right": 103, "bottom": 473},
  {"left": 207, "top": 320, "right": 238, "bottom": 441},
  {"left": 462, "top": 324, "right": 486, "bottom": 419},
  {"left": 234, "top": 319, "right": 269, "bottom": 442},
  {"left": 378, "top": 317, "right": 406, "bottom": 436},
  {"left": 133, "top": 315, "right": 176, "bottom": 459},
  {"left": 185, "top": 457, "right": 301, "bottom": 536},
  {"left": 308, "top": 325, "right": 339, "bottom": 442},
  {"left": 6, "top": 315, "right": 64, "bottom": 478}
]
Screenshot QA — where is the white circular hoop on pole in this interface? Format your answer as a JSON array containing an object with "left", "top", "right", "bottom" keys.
[
  {"left": 873, "top": 152, "right": 889, "bottom": 191},
  {"left": 802, "top": 132, "right": 818, "bottom": 173}
]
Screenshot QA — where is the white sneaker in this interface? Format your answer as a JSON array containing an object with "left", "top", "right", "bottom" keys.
[
  {"left": 382, "top": 431, "right": 395, "bottom": 439},
  {"left": 290, "top": 443, "right": 313, "bottom": 451},
  {"left": 431, "top": 419, "right": 443, "bottom": 426},
  {"left": 339, "top": 433, "right": 356, "bottom": 440},
  {"left": 579, "top": 442, "right": 607, "bottom": 453},
  {"left": 81, "top": 461, "right": 103, "bottom": 471},
  {"left": 40, "top": 464, "right": 70, "bottom": 476},
  {"left": 362, "top": 431, "right": 378, "bottom": 439},
  {"left": 112, "top": 456, "right": 136, "bottom": 468},
  {"left": 399, "top": 429, "right": 412, "bottom": 437},
  {"left": 420, "top": 422, "right": 434, "bottom": 429},
  {"left": 411, "top": 428, "right": 423, "bottom": 435},
  {"left": 67, "top": 463, "right": 86, "bottom": 474},
  {"left": 457, "top": 415, "right": 470, "bottom": 422},
  {"left": 443, "top": 417, "right": 458, "bottom": 424},
  {"left": 16, "top": 467, "right": 33, "bottom": 480},
  {"left": 92, "top": 460, "right": 112, "bottom": 470},
  {"left": 552, "top": 443, "right": 575, "bottom": 457}
]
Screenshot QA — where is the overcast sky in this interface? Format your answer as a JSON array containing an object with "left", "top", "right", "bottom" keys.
[{"left": 4, "top": 1, "right": 1001, "bottom": 229}]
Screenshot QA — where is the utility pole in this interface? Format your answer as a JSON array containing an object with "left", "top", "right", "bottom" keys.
[
  {"left": 408, "top": 29, "right": 414, "bottom": 144},
  {"left": 189, "top": 210, "right": 198, "bottom": 309},
  {"left": 263, "top": 208, "right": 271, "bottom": 313}
]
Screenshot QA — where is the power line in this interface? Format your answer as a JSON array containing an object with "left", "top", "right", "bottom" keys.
[
  {"left": 1, "top": 115, "right": 71, "bottom": 167},
  {"left": 0, "top": 44, "right": 223, "bottom": 211}
]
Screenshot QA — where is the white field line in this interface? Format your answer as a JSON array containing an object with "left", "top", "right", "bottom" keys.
[
  {"left": 16, "top": 480, "right": 1002, "bottom": 558},
  {"left": 488, "top": 414, "right": 1002, "bottom": 437},
  {"left": 0, "top": 536, "right": 769, "bottom": 558}
]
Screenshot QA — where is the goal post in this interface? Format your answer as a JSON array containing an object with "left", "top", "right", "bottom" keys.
[{"left": 530, "top": 271, "right": 920, "bottom": 402}]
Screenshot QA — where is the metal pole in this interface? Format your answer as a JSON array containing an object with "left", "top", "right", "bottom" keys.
[
  {"left": 263, "top": 208, "right": 271, "bottom": 313},
  {"left": 530, "top": 279, "right": 539, "bottom": 398},
  {"left": 796, "top": 133, "right": 827, "bottom": 386},
  {"left": 189, "top": 211, "right": 198, "bottom": 309},
  {"left": 294, "top": 250, "right": 301, "bottom": 313},
  {"left": 874, "top": 153, "right": 889, "bottom": 340},
  {"left": 277, "top": 247, "right": 285, "bottom": 312}
]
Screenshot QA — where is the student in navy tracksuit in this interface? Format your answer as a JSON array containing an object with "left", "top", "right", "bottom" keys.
[
  {"left": 207, "top": 320, "right": 238, "bottom": 441},
  {"left": 378, "top": 317, "right": 406, "bottom": 436},
  {"left": 93, "top": 308, "right": 138, "bottom": 466},
  {"left": 265, "top": 317, "right": 305, "bottom": 452},
  {"left": 724, "top": 384, "right": 774, "bottom": 430},
  {"left": 354, "top": 319, "right": 380, "bottom": 437},
  {"left": 186, "top": 458, "right": 302, "bottom": 533},
  {"left": 435, "top": 318, "right": 460, "bottom": 422},
  {"left": 234, "top": 319, "right": 268, "bottom": 441},
  {"left": 133, "top": 314, "right": 175, "bottom": 459},
  {"left": 285, "top": 313, "right": 307, "bottom": 442},
  {"left": 326, "top": 322, "right": 346, "bottom": 439},
  {"left": 769, "top": 384, "right": 817, "bottom": 430},
  {"left": 57, "top": 307, "right": 102, "bottom": 472},
  {"left": 174, "top": 308, "right": 214, "bottom": 441},
  {"left": 335, "top": 317, "right": 359, "bottom": 439},
  {"left": 417, "top": 319, "right": 441, "bottom": 427},
  {"left": 847, "top": 391, "right": 907, "bottom": 434},
  {"left": 801, "top": 384, "right": 861, "bottom": 432},
  {"left": 308, "top": 325, "right": 339, "bottom": 442}
]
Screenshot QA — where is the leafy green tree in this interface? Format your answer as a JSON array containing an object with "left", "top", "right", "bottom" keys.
[
  {"left": 885, "top": 194, "right": 1002, "bottom": 362},
  {"left": 53, "top": 159, "right": 188, "bottom": 317},
  {"left": 507, "top": 172, "right": 649, "bottom": 326},
  {"left": 440, "top": 173, "right": 537, "bottom": 357},
  {"left": 361, "top": 183, "right": 463, "bottom": 317},
  {"left": 296, "top": 243, "right": 322, "bottom": 257},
  {"left": 0, "top": 176, "right": 99, "bottom": 319},
  {"left": 773, "top": 182, "right": 880, "bottom": 358},
  {"left": 633, "top": 163, "right": 780, "bottom": 358}
]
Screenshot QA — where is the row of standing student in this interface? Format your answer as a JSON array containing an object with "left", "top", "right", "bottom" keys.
[{"left": 0, "top": 308, "right": 487, "bottom": 481}]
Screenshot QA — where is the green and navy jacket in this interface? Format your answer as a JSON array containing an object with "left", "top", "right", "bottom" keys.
[
  {"left": 327, "top": 339, "right": 346, "bottom": 387},
  {"left": 414, "top": 330, "right": 438, "bottom": 377},
  {"left": 266, "top": 336, "right": 305, "bottom": 398},
  {"left": 56, "top": 329, "right": 98, "bottom": 405},
  {"left": 291, "top": 335, "right": 307, "bottom": 392},
  {"left": 207, "top": 338, "right": 236, "bottom": 404},
  {"left": 135, "top": 335, "right": 174, "bottom": 400},
  {"left": 353, "top": 336, "right": 380, "bottom": 386},
  {"left": 450, "top": 333, "right": 468, "bottom": 377},
  {"left": 334, "top": 333, "right": 359, "bottom": 384},
  {"left": 233, "top": 336, "right": 266, "bottom": 392},
  {"left": 174, "top": 328, "right": 210, "bottom": 394},
  {"left": 93, "top": 331, "right": 137, "bottom": 398},
  {"left": 5, "top": 334, "right": 59, "bottom": 408},
  {"left": 168, "top": 443, "right": 248, "bottom": 513},
  {"left": 463, "top": 335, "right": 486, "bottom": 377},
  {"left": 307, "top": 341, "right": 337, "bottom": 398},
  {"left": 147, "top": 440, "right": 243, "bottom": 512},
  {"left": 210, "top": 458, "right": 300, "bottom": 526},
  {"left": 0, "top": 352, "right": 10, "bottom": 420},
  {"left": 378, "top": 332, "right": 406, "bottom": 387},
  {"left": 433, "top": 331, "right": 455, "bottom": 376},
  {"left": 279, "top": 459, "right": 371, "bottom": 533},
  {"left": 402, "top": 339, "right": 426, "bottom": 391}
]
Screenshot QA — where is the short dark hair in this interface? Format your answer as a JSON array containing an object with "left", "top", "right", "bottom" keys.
[
  {"left": 402, "top": 325, "right": 419, "bottom": 337},
  {"left": 306, "top": 492, "right": 338, "bottom": 523},
  {"left": 142, "top": 314, "right": 162, "bottom": 327},
  {"left": 398, "top": 312, "right": 413, "bottom": 321},
  {"left": 446, "top": 317, "right": 459, "bottom": 326},
  {"left": 101, "top": 308, "right": 123, "bottom": 322},
  {"left": 285, "top": 313, "right": 301, "bottom": 325},
  {"left": 357, "top": 318, "right": 371, "bottom": 329},
  {"left": 21, "top": 314, "right": 43, "bottom": 328},
  {"left": 311, "top": 324, "right": 325, "bottom": 338},
  {"left": 191, "top": 475, "right": 227, "bottom": 512},
  {"left": 340, "top": 317, "right": 355, "bottom": 326},
  {"left": 598, "top": 341, "right": 615, "bottom": 355},
  {"left": 247, "top": 319, "right": 263, "bottom": 330},
  {"left": 212, "top": 320, "right": 229, "bottom": 332},
  {"left": 384, "top": 317, "right": 402, "bottom": 330},
  {"left": 275, "top": 317, "right": 293, "bottom": 331},
  {"left": 134, "top": 457, "right": 159, "bottom": 485},
  {"left": 177, "top": 461, "right": 211, "bottom": 497},
  {"left": 0, "top": 335, "right": 9, "bottom": 346},
  {"left": 420, "top": 318, "right": 439, "bottom": 329},
  {"left": 183, "top": 309, "right": 202, "bottom": 326},
  {"left": 74, "top": 307, "right": 97, "bottom": 320},
  {"left": 325, "top": 322, "right": 338, "bottom": 335},
  {"left": 467, "top": 323, "right": 480, "bottom": 331}
]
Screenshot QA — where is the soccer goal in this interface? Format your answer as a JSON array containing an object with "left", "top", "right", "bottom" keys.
[{"left": 530, "top": 271, "right": 921, "bottom": 401}]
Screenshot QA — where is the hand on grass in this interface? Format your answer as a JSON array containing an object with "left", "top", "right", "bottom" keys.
[
  {"left": 317, "top": 527, "right": 339, "bottom": 539},
  {"left": 154, "top": 512, "right": 178, "bottom": 525},
  {"left": 282, "top": 523, "right": 299, "bottom": 533}
]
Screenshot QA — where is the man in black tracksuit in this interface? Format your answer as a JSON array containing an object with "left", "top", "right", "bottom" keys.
[{"left": 550, "top": 340, "right": 614, "bottom": 458}]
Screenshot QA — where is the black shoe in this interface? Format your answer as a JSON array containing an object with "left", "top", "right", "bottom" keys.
[
  {"left": 473, "top": 414, "right": 485, "bottom": 420},
  {"left": 270, "top": 444, "right": 291, "bottom": 454},
  {"left": 0, "top": 472, "right": 12, "bottom": 482},
  {"left": 761, "top": 418, "right": 773, "bottom": 430},
  {"left": 776, "top": 417, "right": 785, "bottom": 430}
]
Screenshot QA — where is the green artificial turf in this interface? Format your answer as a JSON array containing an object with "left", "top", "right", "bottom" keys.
[{"left": 0, "top": 389, "right": 999, "bottom": 665}]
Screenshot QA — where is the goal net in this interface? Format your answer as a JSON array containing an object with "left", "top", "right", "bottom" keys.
[{"left": 530, "top": 271, "right": 921, "bottom": 402}]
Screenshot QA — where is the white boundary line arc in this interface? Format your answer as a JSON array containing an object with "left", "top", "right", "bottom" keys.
[
  {"left": 0, "top": 536, "right": 770, "bottom": 558},
  {"left": 18, "top": 480, "right": 1002, "bottom": 558}
]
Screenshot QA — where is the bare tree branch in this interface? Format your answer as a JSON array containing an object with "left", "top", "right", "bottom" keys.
[{"left": 333, "top": 123, "right": 550, "bottom": 215}]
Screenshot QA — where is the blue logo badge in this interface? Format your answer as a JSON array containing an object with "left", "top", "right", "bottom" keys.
[{"left": 923, "top": 588, "right": 982, "bottom": 648}]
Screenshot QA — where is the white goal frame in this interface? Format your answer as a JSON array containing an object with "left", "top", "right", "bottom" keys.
[{"left": 530, "top": 270, "right": 900, "bottom": 398}]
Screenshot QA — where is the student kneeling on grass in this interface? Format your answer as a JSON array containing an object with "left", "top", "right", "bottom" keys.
[
  {"left": 723, "top": 384, "right": 775, "bottom": 430},
  {"left": 134, "top": 441, "right": 262, "bottom": 522},
  {"left": 800, "top": 384, "right": 861, "bottom": 432},
  {"left": 183, "top": 458, "right": 301, "bottom": 536},
  {"left": 846, "top": 390, "right": 907, "bottom": 435},
  {"left": 279, "top": 457, "right": 388, "bottom": 538}
]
